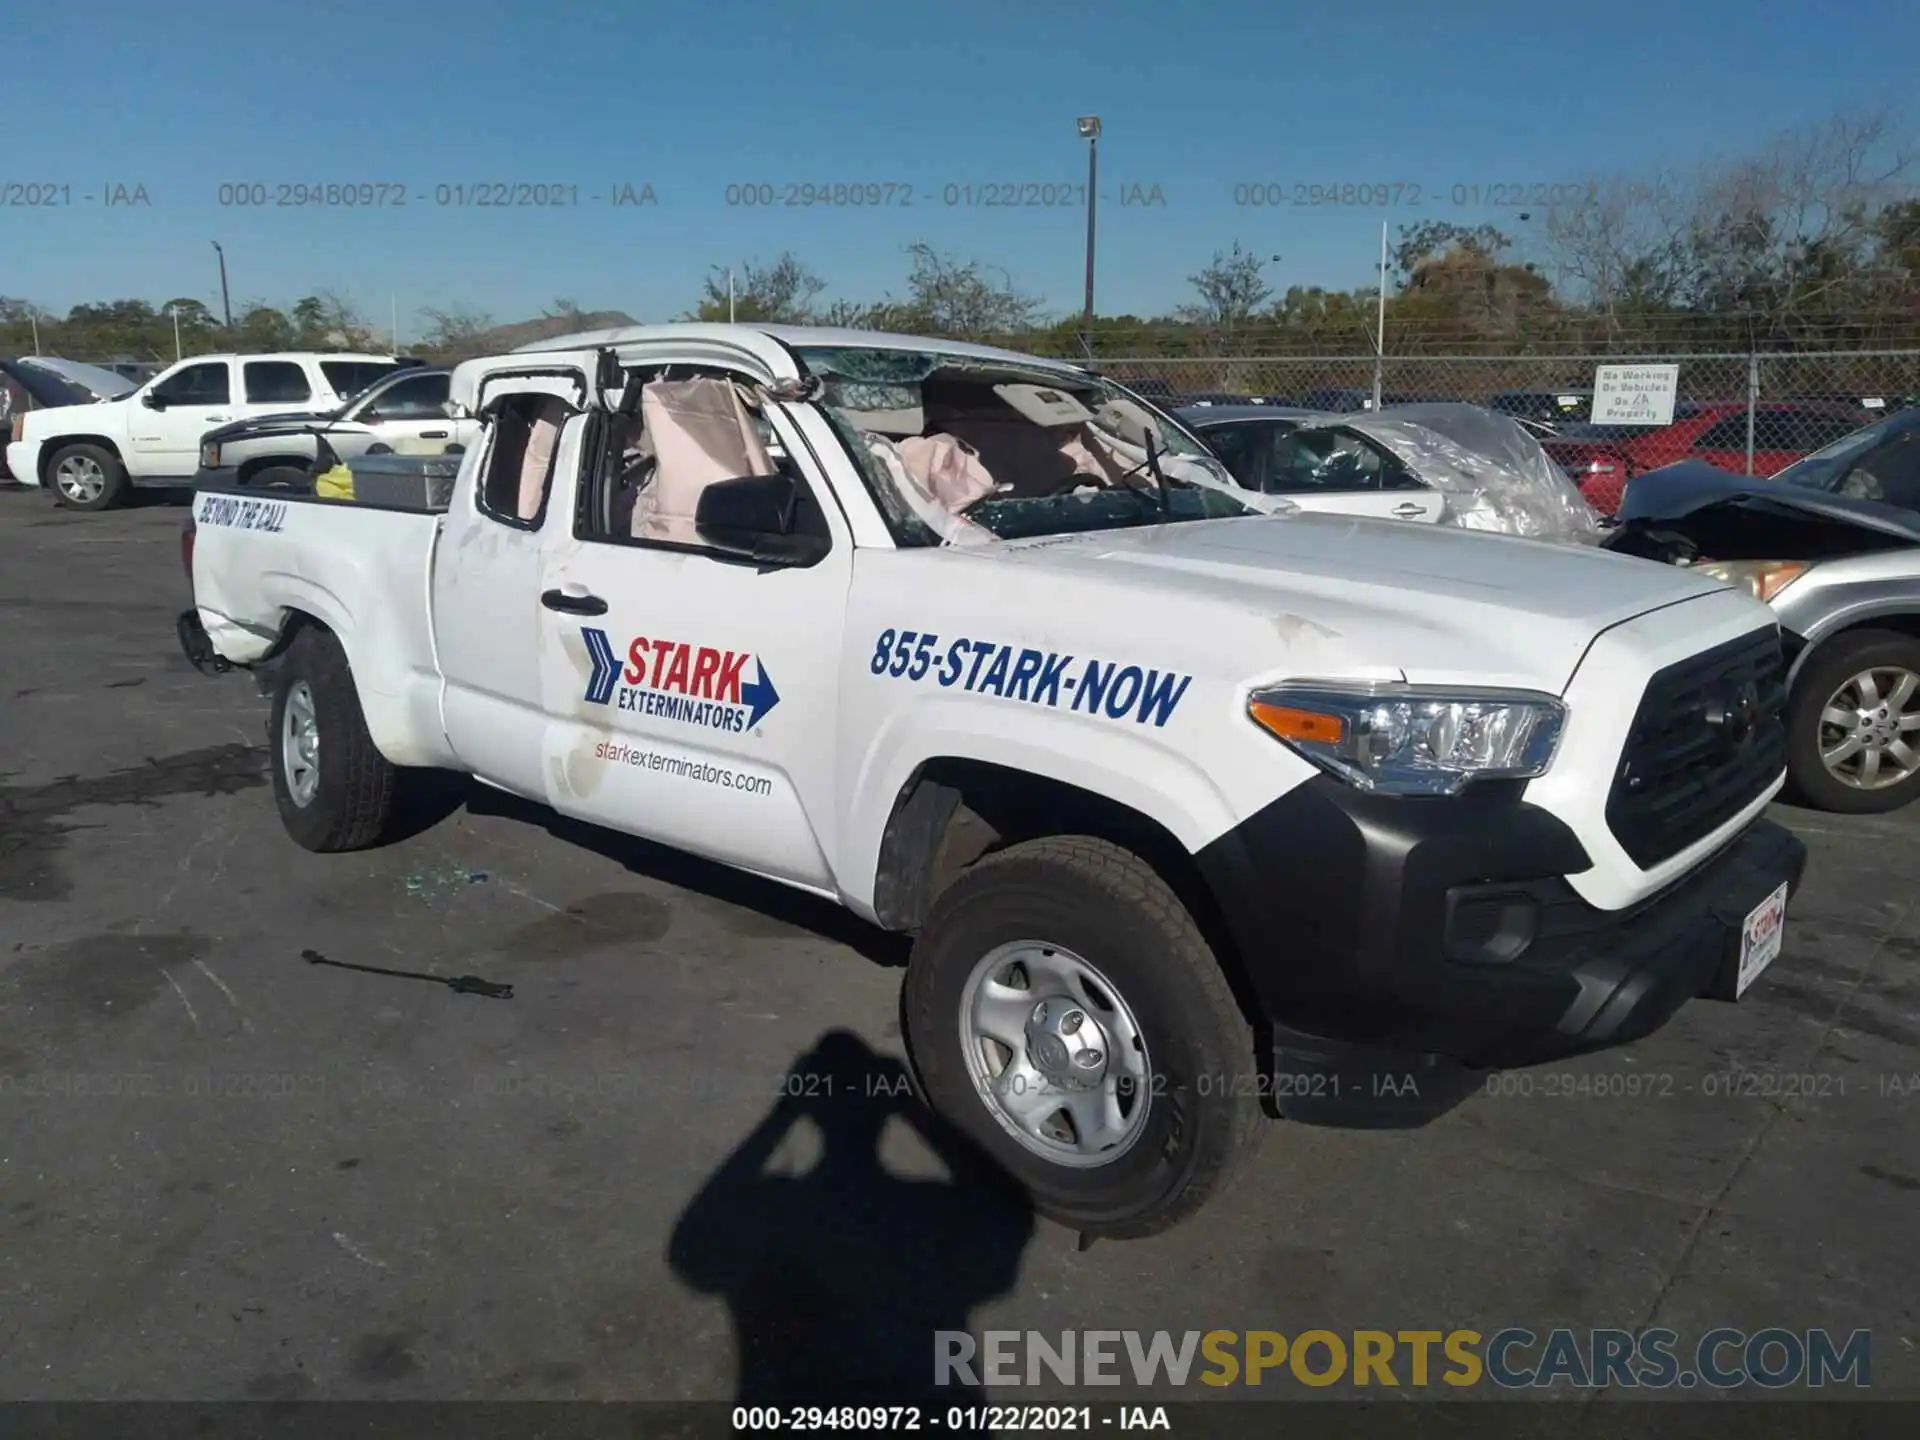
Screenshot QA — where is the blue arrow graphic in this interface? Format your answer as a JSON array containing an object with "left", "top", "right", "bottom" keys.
[
  {"left": 582, "top": 626, "right": 620, "bottom": 705},
  {"left": 739, "top": 659, "right": 780, "bottom": 728}
]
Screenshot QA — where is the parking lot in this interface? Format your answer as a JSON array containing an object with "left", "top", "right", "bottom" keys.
[{"left": 1, "top": 485, "right": 1916, "bottom": 1404}]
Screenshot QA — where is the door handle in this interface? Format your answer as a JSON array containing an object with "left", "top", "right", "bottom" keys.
[
  {"left": 1392, "top": 502, "right": 1425, "bottom": 517},
  {"left": 206, "top": 415, "right": 227, "bottom": 422},
  {"left": 541, "top": 588, "right": 608, "bottom": 616},
  {"left": 421, "top": 429, "right": 448, "bottom": 438}
]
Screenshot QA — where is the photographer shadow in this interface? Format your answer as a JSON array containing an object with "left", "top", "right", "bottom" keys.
[{"left": 668, "top": 1029, "right": 1034, "bottom": 1407}]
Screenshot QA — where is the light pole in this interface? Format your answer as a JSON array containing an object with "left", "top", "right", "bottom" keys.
[
  {"left": 1077, "top": 116, "right": 1100, "bottom": 354},
  {"left": 211, "top": 241, "right": 232, "bottom": 328}
]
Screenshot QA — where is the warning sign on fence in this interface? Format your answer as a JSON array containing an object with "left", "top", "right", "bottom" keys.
[{"left": 1591, "top": 364, "right": 1680, "bottom": 425}]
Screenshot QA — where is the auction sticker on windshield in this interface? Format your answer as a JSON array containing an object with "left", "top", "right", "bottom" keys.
[{"left": 1737, "top": 882, "right": 1789, "bottom": 996}]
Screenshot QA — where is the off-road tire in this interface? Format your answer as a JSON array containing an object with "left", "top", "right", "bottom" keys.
[
  {"left": 902, "top": 836, "right": 1262, "bottom": 1238},
  {"left": 269, "top": 627, "right": 398, "bottom": 851}
]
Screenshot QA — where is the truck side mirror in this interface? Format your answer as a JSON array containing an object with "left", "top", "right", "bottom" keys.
[
  {"left": 142, "top": 390, "right": 167, "bottom": 410},
  {"left": 694, "top": 472, "right": 829, "bottom": 567}
]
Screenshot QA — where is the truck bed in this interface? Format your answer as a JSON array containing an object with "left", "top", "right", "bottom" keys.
[{"left": 189, "top": 481, "right": 456, "bottom": 768}]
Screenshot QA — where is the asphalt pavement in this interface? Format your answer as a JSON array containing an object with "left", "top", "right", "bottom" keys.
[{"left": 1, "top": 486, "right": 1915, "bottom": 1405}]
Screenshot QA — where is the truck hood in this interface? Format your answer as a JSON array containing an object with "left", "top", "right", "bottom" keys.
[
  {"left": 1615, "top": 460, "right": 1920, "bottom": 547},
  {"left": 987, "top": 512, "right": 1744, "bottom": 694},
  {"left": 20, "top": 395, "right": 128, "bottom": 436},
  {"left": 203, "top": 412, "right": 361, "bottom": 445}
]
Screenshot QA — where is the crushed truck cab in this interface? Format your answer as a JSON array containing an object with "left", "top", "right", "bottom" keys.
[{"left": 181, "top": 324, "right": 1808, "bottom": 1238}]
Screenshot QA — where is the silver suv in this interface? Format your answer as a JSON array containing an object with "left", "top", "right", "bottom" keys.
[{"left": 1606, "top": 408, "right": 1920, "bottom": 812}]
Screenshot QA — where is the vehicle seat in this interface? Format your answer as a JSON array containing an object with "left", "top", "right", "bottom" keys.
[
  {"left": 630, "top": 379, "right": 772, "bottom": 544},
  {"left": 517, "top": 396, "right": 567, "bottom": 521}
]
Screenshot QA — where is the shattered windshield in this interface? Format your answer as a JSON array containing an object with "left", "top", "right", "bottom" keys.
[{"left": 794, "top": 345, "right": 1259, "bottom": 547}]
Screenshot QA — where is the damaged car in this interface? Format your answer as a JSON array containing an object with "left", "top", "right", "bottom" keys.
[
  {"left": 179, "top": 322, "right": 1807, "bottom": 1237},
  {"left": 1184, "top": 401, "right": 1602, "bottom": 543},
  {"left": 2, "top": 357, "right": 135, "bottom": 480},
  {"left": 1602, "top": 408, "right": 1920, "bottom": 812}
]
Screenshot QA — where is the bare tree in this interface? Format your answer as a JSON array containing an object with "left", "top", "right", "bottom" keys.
[
  {"left": 415, "top": 304, "right": 496, "bottom": 359},
  {"left": 1539, "top": 107, "right": 1918, "bottom": 345}
]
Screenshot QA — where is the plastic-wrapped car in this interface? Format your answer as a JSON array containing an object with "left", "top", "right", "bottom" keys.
[{"left": 1184, "top": 401, "right": 1602, "bottom": 545}]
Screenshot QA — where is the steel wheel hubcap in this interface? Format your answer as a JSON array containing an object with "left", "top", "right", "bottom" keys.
[
  {"left": 282, "top": 681, "right": 321, "bottom": 807},
  {"left": 958, "top": 941, "right": 1151, "bottom": 1168},
  {"left": 56, "top": 456, "right": 105, "bottom": 502},
  {"left": 1819, "top": 666, "right": 1920, "bottom": 790}
]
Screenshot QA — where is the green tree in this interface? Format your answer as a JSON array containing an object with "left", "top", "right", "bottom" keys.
[
  {"left": 234, "top": 303, "right": 296, "bottom": 351},
  {"left": 689, "top": 254, "right": 826, "bottom": 323},
  {"left": 879, "top": 242, "right": 1045, "bottom": 339},
  {"left": 1178, "top": 243, "right": 1273, "bottom": 332}
]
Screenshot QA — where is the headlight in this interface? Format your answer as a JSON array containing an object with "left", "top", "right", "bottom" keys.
[
  {"left": 200, "top": 442, "right": 219, "bottom": 468},
  {"left": 1689, "top": 559, "right": 1808, "bottom": 603},
  {"left": 1248, "top": 681, "right": 1566, "bottom": 795}
]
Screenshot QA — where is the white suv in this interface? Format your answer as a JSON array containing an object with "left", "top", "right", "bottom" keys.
[{"left": 6, "top": 352, "right": 404, "bottom": 510}]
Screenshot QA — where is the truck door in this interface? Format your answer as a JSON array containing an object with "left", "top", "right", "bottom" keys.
[
  {"left": 432, "top": 354, "right": 602, "bottom": 801},
  {"left": 533, "top": 376, "right": 852, "bottom": 892},
  {"left": 129, "top": 359, "right": 237, "bottom": 471}
]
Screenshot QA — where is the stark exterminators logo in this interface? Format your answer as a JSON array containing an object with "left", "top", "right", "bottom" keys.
[{"left": 581, "top": 626, "right": 780, "bottom": 733}]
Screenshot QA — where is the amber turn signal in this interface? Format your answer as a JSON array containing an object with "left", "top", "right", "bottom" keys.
[{"left": 1249, "top": 701, "right": 1346, "bottom": 744}]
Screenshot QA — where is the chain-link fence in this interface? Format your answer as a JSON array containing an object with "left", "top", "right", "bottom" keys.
[
  {"left": 53, "top": 341, "right": 1919, "bottom": 513},
  {"left": 1094, "top": 349, "right": 1920, "bottom": 510}
]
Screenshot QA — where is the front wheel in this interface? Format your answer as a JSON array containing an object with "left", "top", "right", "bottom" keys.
[
  {"left": 268, "top": 628, "right": 398, "bottom": 850},
  {"left": 48, "top": 443, "right": 128, "bottom": 511},
  {"left": 902, "top": 837, "right": 1261, "bottom": 1238},
  {"left": 1785, "top": 629, "right": 1920, "bottom": 814}
]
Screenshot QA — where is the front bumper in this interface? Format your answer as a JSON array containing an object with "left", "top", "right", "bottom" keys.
[
  {"left": 1195, "top": 775, "right": 1807, "bottom": 1127},
  {"left": 6, "top": 439, "right": 44, "bottom": 487}
]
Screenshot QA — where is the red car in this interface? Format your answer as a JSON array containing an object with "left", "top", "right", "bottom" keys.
[{"left": 1543, "top": 402, "right": 1873, "bottom": 513}]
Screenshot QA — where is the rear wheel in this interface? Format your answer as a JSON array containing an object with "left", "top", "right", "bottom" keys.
[
  {"left": 1785, "top": 629, "right": 1920, "bottom": 814},
  {"left": 269, "top": 628, "right": 398, "bottom": 850},
  {"left": 251, "top": 465, "right": 310, "bottom": 490},
  {"left": 48, "top": 443, "right": 127, "bottom": 511},
  {"left": 902, "top": 836, "right": 1261, "bottom": 1238}
]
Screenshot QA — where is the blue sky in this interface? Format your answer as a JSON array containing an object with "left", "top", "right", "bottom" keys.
[{"left": 5, "top": 0, "right": 1914, "bottom": 336}]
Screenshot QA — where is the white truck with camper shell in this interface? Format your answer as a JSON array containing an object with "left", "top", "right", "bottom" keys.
[
  {"left": 177, "top": 323, "right": 1808, "bottom": 1237},
  {"left": 7, "top": 351, "right": 407, "bottom": 510}
]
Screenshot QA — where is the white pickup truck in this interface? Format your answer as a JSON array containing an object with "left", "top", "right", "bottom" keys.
[
  {"left": 8, "top": 351, "right": 406, "bottom": 510},
  {"left": 179, "top": 324, "right": 1808, "bottom": 1237}
]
